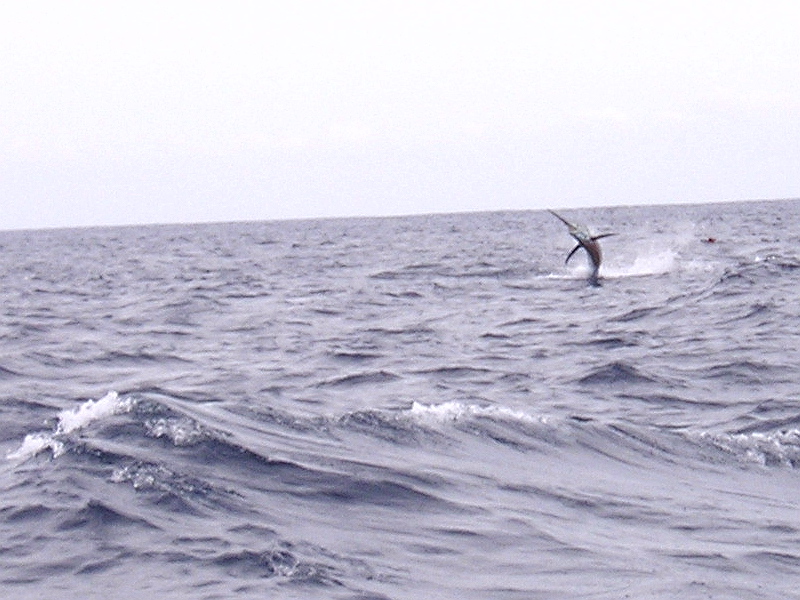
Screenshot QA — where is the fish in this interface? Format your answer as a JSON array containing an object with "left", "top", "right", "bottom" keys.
[{"left": 549, "top": 209, "right": 616, "bottom": 286}]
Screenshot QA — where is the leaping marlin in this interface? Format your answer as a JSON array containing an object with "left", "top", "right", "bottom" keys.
[{"left": 549, "top": 210, "right": 615, "bottom": 286}]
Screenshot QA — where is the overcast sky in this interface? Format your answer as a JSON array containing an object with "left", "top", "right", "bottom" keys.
[{"left": 2, "top": 1, "right": 799, "bottom": 230}]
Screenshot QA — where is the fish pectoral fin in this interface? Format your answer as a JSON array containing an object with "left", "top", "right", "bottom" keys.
[
  {"left": 591, "top": 233, "right": 616, "bottom": 241},
  {"left": 565, "top": 244, "right": 582, "bottom": 264}
]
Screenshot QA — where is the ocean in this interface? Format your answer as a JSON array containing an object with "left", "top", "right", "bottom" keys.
[{"left": 2, "top": 199, "right": 800, "bottom": 599}]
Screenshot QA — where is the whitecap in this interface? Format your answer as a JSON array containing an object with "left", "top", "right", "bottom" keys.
[
  {"left": 56, "top": 391, "right": 126, "bottom": 434},
  {"left": 408, "top": 401, "right": 546, "bottom": 426},
  {"left": 6, "top": 391, "right": 131, "bottom": 462},
  {"left": 6, "top": 432, "right": 66, "bottom": 461}
]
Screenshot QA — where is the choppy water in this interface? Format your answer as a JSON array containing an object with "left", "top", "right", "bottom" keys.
[{"left": 2, "top": 199, "right": 800, "bottom": 599}]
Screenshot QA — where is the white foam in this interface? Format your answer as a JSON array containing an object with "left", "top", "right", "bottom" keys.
[
  {"left": 57, "top": 391, "right": 124, "bottom": 434},
  {"left": 700, "top": 429, "right": 800, "bottom": 467},
  {"left": 408, "top": 401, "right": 546, "bottom": 426},
  {"left": 145, "top": 416, "right": 207, "bottom": 446},
  {"left": 6, "top": 432, "right": 66, "bottom": 461},
  {"left": 6, "top": 391, "right": 130, "bottom": 462}
]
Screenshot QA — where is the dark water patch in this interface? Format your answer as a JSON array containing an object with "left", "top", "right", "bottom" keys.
[
  {"left": 227, "top": 523, "right": 280, "bottom": 537},
  {"left": 498, "top": 371, "right": 532, "bottom": 384},
  {"left": 0, "top": 364, "right": 22, "bottom": 378},
  {"left": 329, "top": 351, "right": 384, "bottom": 363},
  {"left": 732, "top": 413, "right": 800, "bottom": 435},
  {"left": 99, "top": 350, "right": 191, "bottom": 365},
  {"left": 310, "top": 477, "right": 445, "bottom": 510},
  {"left": 414, "top": 366, "right": 493, "bottom": 379},
  {"left": 431, "top": 526, "right": 485, "bottom": 539},
  {"left": 666, "top": 551, "right": 737, "bottom": 571},
  {"left": 385, "top": 290, "right": 424, "bottom": 299},
  {"left": 761, "top": 523, "right": 799, "bottom": 535},
  {"left": 363, "top": 325, "right": 437, "bottom": 336},
  {"left": 224, "top": 290, "right": 273, "bottom": 300},
  {"left": 370, "top": 263, "right": 441, "bottom": 280},
  {"left": 369, "top": 270, "right": 402, "bottom": 280},
  {"left": 500, "top": 482, "right": 668, "bottom": 526},
  {"left": 480, "top": 331, "right": 510, "bottom": 340},
  {"left": 579, "top": 336, "right": 638, "bottom": 349},
  {"left": 706, "top": 360, "right": 783, "bottom": 385},
  {"left": 2, "top": 504, "right": 54, "bottom": 523},
  {"left": 618, "top": 392, "right": 723, "bottom": 408},
  {"left": 75, "top": 556, "right": 124, "bottom": 575},
  {"left": 610, "top": 306, "right": 659, "bottom": 322},
  {"left": 742, "top": 551, "right": 800, "bottom": 574},
  {"left": 499, "top": 317, "right": 541, "bottom": 328},
  {"left": 56, "top": 500, "right": 158, "bottom": 533},
  {"left": 577, "top": 362, "right": 660, "bottom": 386},
  {"left": 450, "top": 265, "right": 519, "bottom": 279},
  {"left": 405, "top": 542, "right": 460, "bottom": 556},
  {"left": 569, "top": 415, "right": 594, "bottom": 423},
  {"left": 731, "top": 302, "right": 773, "bottom": 322},
  {"left": 311, "top": 307, "right": 342, "bottom": 317},
  {"left": 318, "top": 371, "right": 400, "bottom": 388}
]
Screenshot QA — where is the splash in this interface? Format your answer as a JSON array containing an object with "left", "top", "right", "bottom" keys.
[
  {"left": 7, "top": 391, "right": 131, "bottom": 462},
  {"left": 546, "top": 248, "right": 679, "bottom": 281},
  {"left": 602, "top": 249, "right": 678, "bottom": 279}
]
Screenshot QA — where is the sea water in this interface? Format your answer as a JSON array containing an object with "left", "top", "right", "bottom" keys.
[{"left": 2, "top": 200, "right": 800, "bottom": 599}]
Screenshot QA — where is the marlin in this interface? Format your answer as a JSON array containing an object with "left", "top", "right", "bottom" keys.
[{"left": 549, "top": 209, "right": 615, "bottom": 286}]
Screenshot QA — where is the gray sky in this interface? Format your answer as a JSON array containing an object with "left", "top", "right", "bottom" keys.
[{"left": 2, "top": 1, "right": 799, "bottom": 230}]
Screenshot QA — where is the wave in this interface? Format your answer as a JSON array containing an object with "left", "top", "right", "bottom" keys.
[
  {"left": 576, "top": 361, "right": 662, "bottom": 386},
  {"left": 5, "top": 391, "right": 454, "bottom": 513},
  {"left": 11, "top": 390, "right": 800, "bottom": 485},
  {"left": 403, "top": 400, "right": 800, "bottom": 470}
]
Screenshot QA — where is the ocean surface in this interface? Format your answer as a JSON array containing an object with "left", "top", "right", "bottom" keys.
[{"left": 2, "top": 199, "right": 800, "bottom": 599}]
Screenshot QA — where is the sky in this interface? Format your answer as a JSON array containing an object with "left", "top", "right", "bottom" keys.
[{"left": 2, "top": 1, "right": 799, "bottom": 230}]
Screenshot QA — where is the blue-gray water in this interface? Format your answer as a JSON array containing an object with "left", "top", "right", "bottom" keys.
[{"left": 2, "top": 200, "right": 800, "bottom": 599}]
